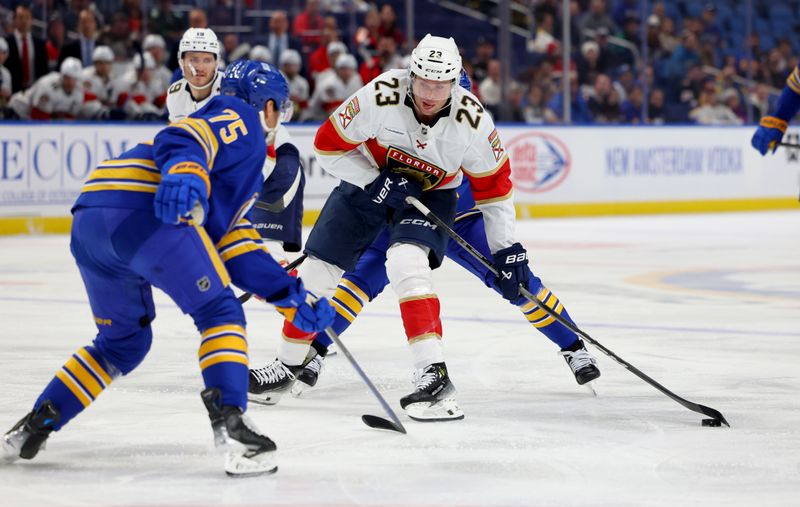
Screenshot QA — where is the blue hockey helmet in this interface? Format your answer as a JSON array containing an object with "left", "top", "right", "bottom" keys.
[
  {"left": 459, "top": 69, "right": 471, "bottom": 92},
  {"left": 221, "top": 59, "right": 292, "bottom": 119}
]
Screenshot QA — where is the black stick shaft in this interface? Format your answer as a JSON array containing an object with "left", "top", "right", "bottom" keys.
[
  {"left": 324, "top": 327, "right": 407, "bottom": 433},
  {"left": 405, "top": 196, "right": 729, "bottom": 426},
  {"left": 238, "top": 254, "right": 307, "bottom": 303}
]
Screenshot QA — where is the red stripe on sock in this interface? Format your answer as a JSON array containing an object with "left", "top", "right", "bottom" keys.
[
  {"left": 399, "top": 296, "right": 442, "bottom": 341},
  {"left": 282, "top": 320, "right": 316, "bottom": 342}
]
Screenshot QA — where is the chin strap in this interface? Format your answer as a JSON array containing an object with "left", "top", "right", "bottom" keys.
[
  {"left": 183, "top": 62, "right": 217, "bottom": 92},
  {"left": 260, "top": 109, "right": 281, "bottom": 145}
]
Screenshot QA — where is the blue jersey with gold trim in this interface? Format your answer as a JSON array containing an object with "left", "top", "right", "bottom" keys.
[{"left": 73, "top": 95, "right": 267, "bottom": 243}]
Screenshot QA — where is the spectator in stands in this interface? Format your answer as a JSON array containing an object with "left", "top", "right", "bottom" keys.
[
  {"left": 79, "top": 45, "right": 114, "bottom": 119},
  {"left": 9, "top": 56, "right": 83, "bottom": 119},
  {"left": 578, "top": 0, "right": 618, "bottom": 42},
  {"left": 699, "top": 4, "right": 721, "bottom": 46},
  {"left": 221, "top": 33, "right": 249, "bottom": 64},
  {"left": 189, "top": 8, "right": 209, "bottom": 29},
  {"left": 143, "top": 34, "right": 171, "bottom": 92},
  {"left": 45, "top": 14, "right": 65, "bottom": 72},
  {"left": 619, "top": 14, "right": 641, "bottom": 49},
  {"left": 148, "top": 0, "right": 184, "bottom": 43},
  {"left": 293, "top": 0, "right": 326, "bottom": 49},
  {"left": 280, "top": 49, "right": 309, "bottom": 119},
  {"left": 311, "top": 40, "right": 346, "bottom": 84},
  {"left": 305, "top": 53, "right": 361, "bottom": 121},
  {"left": 689, "top": 88, "right": 742, "bottom": 125},
  {"left": 698, "top": 37, "right": 719, "bottom": 69},
  {"left": 766, "top": 48, "right": 790, "bottom": 89},
  {"left": 359, "top": 33, "right": 404, "bottom": 84},
  {"left": 0, "top": 38, "right": 11, "bottom": 110},
  {"left": 522, "top": 83, "right": 557, "bottom": 124},
  {"left": 5, "top": 4, "right": 49, "bottom": 93},
  {"left": 621, "top": 85, "right": 644, "bottom": 124},
  {"left": 266, "top": 10, "right": 299, "bottom": 68},
  {"left": 479, "top": 59, "right": 502, "bottom": 117},
  {"left": 678, "top": 64, "right": 706, "bottom": 108},
  {"left": 307, "top": 18, "right": 340, "bottom": 80},
  {"left": 529, "top": 11, "right": 558, "bottom": 57},
  {"left": 577, "top": 40, "right": 603, "bottom": 86},
  {"left": 377, "top": 4, "right": 405, "bottom": 48},
  {"left": 648, "top": 88, "right": 665, "bottom": 124},
  {"left": 612, "top": 0, "right": 638, "bottom": 28},
  {"left": 720, "top": 88, "right": 746, "bottom": 124},
  {"left": 586, "top": 73, "right": 621, "bottom": 123},
  {"left": 663, "top": 30, "right": 701, "bottom": 86},
  {"left": 658, "top": 16, "right": 679, "bottom": 55},
  {"left": 354, "top": 6, "right": 380, "bottom": 63},
  {"left": 98, "top": 11, "right": 136, "bottom": 67},
  {"left": 494, "top": 81, "right": 526, "bottom": 122},
  {"left": 549, "top": 74, "right": 592, "bottom": 123},
  {"left": 59, "top": 9, "right": 98, "bottom": 68},
  {"left": 62, "top": 0, "right": 104, "bottom": 34},
  {"left": 472, "top": 38, "right": 494, "bottom": 84},
  {"left": 747, "top": 83, "right": 772, "bottom": 120},
  {"left": 120, "top": 0, "right": 144, "bottom": 39},
  {"left": 645, "top": 15, "right": 665, "bottom": 58}
]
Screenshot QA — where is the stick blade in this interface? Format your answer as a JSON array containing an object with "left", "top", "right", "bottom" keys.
[
  {"left": 697, "top": 404, "right": 730, "bottom": 427},
  {"left": 361, "top": 414, "right": 407, "bottom": 434}
]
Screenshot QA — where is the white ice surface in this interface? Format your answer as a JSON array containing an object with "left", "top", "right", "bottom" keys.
[{"left": 1, "top": 211, "right": 799, "bottom": 507}]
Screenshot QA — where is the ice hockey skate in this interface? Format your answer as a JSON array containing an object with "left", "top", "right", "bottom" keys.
[
  {"left": 248, "top": 358, "right": 303, "bottom": 405},
  {"left": 291, "top": 353, "right": 324, "bottom": 397},
  {"left": 1, "top": 400, "right": 60, "bottom": 463},
  {"left": 399, "top": 362, "right": 464, "bottom": 421},
  {"left": 560, "top": 339, "right": 601, "bottom": 388},
  {"left": 201, "top": 388, "right": 277, "bottom": 477}
]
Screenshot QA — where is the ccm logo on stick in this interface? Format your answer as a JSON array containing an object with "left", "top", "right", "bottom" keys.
[{"left": 399, "top": 218, "right": 437, "bottom": 230}]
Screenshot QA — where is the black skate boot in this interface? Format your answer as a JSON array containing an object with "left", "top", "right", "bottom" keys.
[
  {"left": 399, "top": 362, "right": 464, "bottom": 422},
  {"left": 560, "top": 339, "right": 601, "bottom": 385},
  {"left": 291, "top": 341, "right": 328, "bottom": 397},
  {"left": 201, "top": 387, "right": 277, "bottom": 477},
  {"left": 248, "top": 359, "right": 303, "bottom": 405},
  {"left": 1, "top": 401, "right": 60, "bottom": 463}
]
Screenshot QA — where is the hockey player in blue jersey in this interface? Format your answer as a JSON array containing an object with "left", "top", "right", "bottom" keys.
[
  {"left": 0, "top": 60, "right": 334, "bottom": 477},
  {"left": 249, "top": 70, "right": 600, "bottom": 409},
  {"left": 752, "top": 66, "right": 800, "bottom": 154}
]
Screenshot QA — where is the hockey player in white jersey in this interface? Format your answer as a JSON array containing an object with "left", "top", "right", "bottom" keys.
[
  {"left": 111, "top": 52, "right": 166, "bottom": 120},
  {"left": 8, "top": 57, "right": 83, "bottom": 120},
  {"left": 253, "top": 34, "right": 531, "bottom": 421},
  {"left": 166, "top": 27, "right": 223, "bottom": 123},
  {"left": 79, "top": 45, "right": 114, "bottom": 119}
]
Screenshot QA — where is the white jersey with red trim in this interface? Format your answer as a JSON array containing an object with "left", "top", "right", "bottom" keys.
[
  {"left": 313, "top": 68, "right": 516, "bottom": 252},
  {"left": 166, "top": 72, "right": 223, "bottom": 123},
  {"left": 8, "top": 71, "right": 84, "bottom": 120}
]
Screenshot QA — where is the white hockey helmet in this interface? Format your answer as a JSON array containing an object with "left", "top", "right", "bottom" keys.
[
  {"left": 409, "top": 34, "right": 461, "bottom": 82},
  {"left": 178, "top": 28, "right": 220, "bottom": 60},
  {"left": 143, "top": 34, "right": 166, "bottom": 50},
  {"left": 60, "top": 57, "right": 83, "bottom": 79},
  {"left": 249, "top": 45, "right": 272, "bottom": 63},
  {"left": 133, "top": 52, "right": 156, "bottom": 71},
  {"left": 0, "top": 37, "right": 8, "bottom": 54},
  {"left": 279, "top": 48, "right": 302, "bottom": 67},
  {"left": 92, "top": 45, "right": 114, "bottom": 63}
]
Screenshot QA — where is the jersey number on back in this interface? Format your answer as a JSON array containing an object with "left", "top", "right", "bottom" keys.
[
  {"left": 210, "top": 108, "right": 249, "bottom": 144},
  {"left": 374, "top": 78, "right": 400, "bottom": 106}
]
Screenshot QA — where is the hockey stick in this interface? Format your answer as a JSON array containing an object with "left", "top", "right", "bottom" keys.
[
  {"left": 324, "top": 327, "right": 407, "bottom": 433},
  {"left": 779, "top": 142, "right": 800, "bottom": 149},
  {"left": 238, "top": 254, "right": 307, "bottom": 303},
  {"left": 405, "top": 196, "right": 730, "bottom": 428}
]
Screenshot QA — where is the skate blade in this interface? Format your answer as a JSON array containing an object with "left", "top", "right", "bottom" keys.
[
  {"left": 247, "top": 393, "right": 284, "bottom": 406},
  {"left": 1, "top": 431, "right": 25, "bottom": 464},
  {"left": 404, "top": 398, "right": 464, "bottom": 422},
  {"left": 290, "top": 381, "right": 313, "bottom": 398},
  {"left": 224, "top": 450, "right": 278, "bottom": 477},
  {"left": 583, "top": 381, "right": 598, "bottom": 397}
]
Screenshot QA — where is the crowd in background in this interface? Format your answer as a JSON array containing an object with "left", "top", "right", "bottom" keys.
[{"left": 0, "top": 0, "right": 788, "bottom": 124}]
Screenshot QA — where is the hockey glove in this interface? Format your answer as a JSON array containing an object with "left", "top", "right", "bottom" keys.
[
  {"left": 367, "top": 168, "right": 422, "bottom": 210},
  {"left": 154, "top": 162, "right": 210, "bottom": 225},
  {"left": 271, "top": 278, "right": 336, "bottom": 333},
  {"left": 751, "top": 116, "right": 787, "bottom": 156},
  {"left": 493, "top": 242, "right": 530, "bottom": 303}
]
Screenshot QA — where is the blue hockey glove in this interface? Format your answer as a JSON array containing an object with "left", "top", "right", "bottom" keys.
[
  {"left": 751, "top": 116, "right": 787, "bottom": 156},
  {"left": 367, "top": 168, "right": 422, "bottom": 210},
  {"left": 493, "top": 243, "right": 530, "bottom": 302},
  {"left": 154, "top": 162, "right": 210, "bottom": 225},
  {"left": 272, "top": 278, "right": 336, "bottom": 333}
]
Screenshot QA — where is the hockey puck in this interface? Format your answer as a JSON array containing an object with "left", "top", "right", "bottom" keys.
[{"left": 701, "top": 418, "right": 722, "bottom": 427}]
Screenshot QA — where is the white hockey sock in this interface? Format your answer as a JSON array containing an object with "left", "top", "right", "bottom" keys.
[
  {"left": 409, "top": 337, "right": 444, "bottom": 370},
  {"left": 277, "top": 340, "right": 312, "bottom": 367}
]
